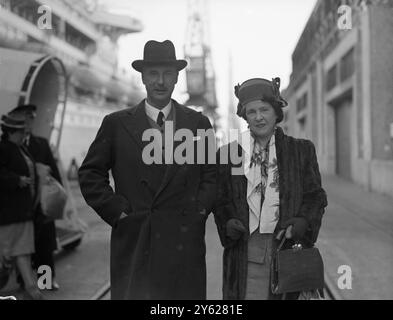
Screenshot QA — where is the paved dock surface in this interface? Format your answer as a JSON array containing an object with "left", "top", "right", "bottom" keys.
[{"left": 2, "top": 175, "right": 392, "bottom": 300}]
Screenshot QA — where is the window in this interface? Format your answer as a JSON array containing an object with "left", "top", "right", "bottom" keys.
[
  {"left": 296, "top": 93, "right": 308, "bottom": 113},
  {"left": 340, "top": 48, "right": 355, "bottom": 82},
  {"left": 298, "top": 116, "right": 307, "bottom": 139},
  {"left": 326, "top": 64, "right": 338, "bottom": 91}
]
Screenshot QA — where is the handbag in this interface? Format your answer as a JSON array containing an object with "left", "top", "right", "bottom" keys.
[
  {"left": 270, "top": 233, "right": 324, "bottom": 295},
  {"left": 40, "top": 175, "right": 67, "bottom": 220}
]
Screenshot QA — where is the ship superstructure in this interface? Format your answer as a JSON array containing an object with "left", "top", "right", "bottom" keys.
[{"left": 0, "top": 0, "right": 144, "bottom": 166}]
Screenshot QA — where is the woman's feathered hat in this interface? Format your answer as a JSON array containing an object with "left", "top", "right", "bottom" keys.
[{"left": 234, "top": 78, "right": 288, "bottom": 119}]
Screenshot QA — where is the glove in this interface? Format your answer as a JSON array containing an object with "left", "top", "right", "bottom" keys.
[
  {"left": 283, "top": 217, "right": 309, "bottom": 241},
  {"left": 226, "top": 218, "right": 247, "bottom": 241}
]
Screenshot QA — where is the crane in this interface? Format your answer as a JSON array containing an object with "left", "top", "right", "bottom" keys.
[{"left": 184, "top": 0, "right": 218, "bottom": 128}]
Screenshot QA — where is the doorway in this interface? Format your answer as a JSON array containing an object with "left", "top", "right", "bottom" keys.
[{"left": 334, "top": 98, "right": 353, "bottom": 180}]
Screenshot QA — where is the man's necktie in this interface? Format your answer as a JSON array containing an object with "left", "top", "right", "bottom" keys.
[{"left": 157, "top": 111, "right": 164, "bottom": 127}]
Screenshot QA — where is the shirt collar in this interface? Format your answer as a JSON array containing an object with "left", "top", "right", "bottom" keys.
[
  {"left": 238, "top": 129, "right": 276, "bottom": 174},
  {"left": 145, "top": 100, "right": 172, "bottom": 122},
  {"left": 239, "top": 129, "right": 276, "bottom": 154}
]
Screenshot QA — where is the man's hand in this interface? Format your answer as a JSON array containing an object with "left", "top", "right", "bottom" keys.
[
  {"left": 226, "top": 218, "right": 247, "bottom": 241},
  {"left": 18, "top": 176, "right": 31, "bottom": 188}
]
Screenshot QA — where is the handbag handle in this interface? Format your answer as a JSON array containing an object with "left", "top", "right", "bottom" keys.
[
  {"left": 275, "top": 229, "right": 303, "bottom": 252},
  {"left": 275, "top": 229, "right": 287, "bottom": 252}
]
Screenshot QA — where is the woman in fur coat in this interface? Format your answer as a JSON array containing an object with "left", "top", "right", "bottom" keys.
[{"left": 214, "top": 78, "right": 328, "bottom": 300}]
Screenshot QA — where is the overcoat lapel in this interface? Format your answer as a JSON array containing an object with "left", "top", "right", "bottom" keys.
[
  {"left": 119, "top": 100, "right": 197, "bottom": 200},
  {"left": 119, "top": 100, "right": 152, "bottom": 151},
  {"left": 119, "top": 101, "right": 158, "bottom": 200},
  {"left": 154, "top": 102, "right": 195, "bottom": 200}
]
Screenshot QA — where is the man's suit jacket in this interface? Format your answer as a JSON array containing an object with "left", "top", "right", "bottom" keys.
[{"left": 78, "top": 100, "right": 216, "bottom": 300}]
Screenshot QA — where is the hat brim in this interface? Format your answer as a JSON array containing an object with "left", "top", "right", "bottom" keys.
[
  {"left": 132, "top": 60, "right": 188, "bottom": 72},
  {"left": 1, "top": 113, "right": 27, "bottom": 129},
  {"left": 0, "top": 119, "right": 26, "bottom": 129},
  {"left": 0, "top": 123, "right": 26, "bottom": 129}
]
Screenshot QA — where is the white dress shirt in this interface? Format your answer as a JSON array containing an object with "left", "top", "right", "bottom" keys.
[{"left": 145, "top": 100, "right": 172, "bottom": 124}]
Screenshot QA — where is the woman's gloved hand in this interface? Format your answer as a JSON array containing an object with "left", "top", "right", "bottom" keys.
[
  {"left": 226, "top": 218, "right": 247, "bottom": 241},
  {"left": 283, "top": 217, "right": 309, "bottom": 241}
]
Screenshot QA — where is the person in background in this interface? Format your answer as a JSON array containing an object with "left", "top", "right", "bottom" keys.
[
  {"left": 11, "top": 104, "right": 62, "bottom": 291},
  {"left": 67, "top": 158, "right": 79, "bottom": 181},
  {"left": 0, "top": 113, "right": 44, "bottom": 300},
  {"left": 214, "top": 78, "right": 328, "bottom": 300}
]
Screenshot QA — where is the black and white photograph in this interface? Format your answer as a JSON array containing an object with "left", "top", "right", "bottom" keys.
[{"left": 0, "top": 0, "right": 392, "bottom": 306}]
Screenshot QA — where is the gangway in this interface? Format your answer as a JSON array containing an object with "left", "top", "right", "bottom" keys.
[{"left": 0, "top": 47, "right": 86, "bottom": 251}]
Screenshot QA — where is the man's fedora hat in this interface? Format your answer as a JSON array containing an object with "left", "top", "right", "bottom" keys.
[{"left": 132, "top": 40, "right": 188, "bottom": 72}]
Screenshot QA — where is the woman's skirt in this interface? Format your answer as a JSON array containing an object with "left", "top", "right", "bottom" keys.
[
  {"left": 0, "top": 221, "right": 35, "bottom": 257},
  {"left": 245, "top": 232, "right": 274, "bottom": 300}
]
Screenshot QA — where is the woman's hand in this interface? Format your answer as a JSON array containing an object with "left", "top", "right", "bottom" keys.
[
  {"left": 283, "top": 217, "right": 309, "bottom": 241},
  {"left": 226, "top": 218, "right": 247, "bottom": 240}
]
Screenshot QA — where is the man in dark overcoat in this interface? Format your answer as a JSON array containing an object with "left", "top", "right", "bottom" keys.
[{"left": 78, "top": 40, "right": 216, "bottom": 300}]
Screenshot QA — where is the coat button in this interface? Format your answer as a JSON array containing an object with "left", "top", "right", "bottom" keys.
[
  {"left": 176, "top": 244, "right": 183, "bottom": 251},
  {"left": 155, "top": 233, "right": 161, "bottom": 239},
  {"left": 180, "top": 226, "right": 188, "bottom": 233}
]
